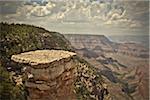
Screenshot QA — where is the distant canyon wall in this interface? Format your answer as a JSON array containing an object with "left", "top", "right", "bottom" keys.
[{"left": 64, "top": 34, "right": 149, "bottom": 58}]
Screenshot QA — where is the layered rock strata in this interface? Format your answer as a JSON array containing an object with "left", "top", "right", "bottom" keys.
[{"left": 11, "top": 50, "right": 77, "bottom": 100}]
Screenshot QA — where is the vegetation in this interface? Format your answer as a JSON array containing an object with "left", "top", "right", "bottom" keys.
[
  {"left": 0, "top": 22, "right": 74, "bottom": 61},
  {"left": 0, "top": 22, "right": 106, "bottom": 100},
  {"left": 74, "top": 56, "right": 106, "bottom": 100},
  {"left": 0, "top": 63, "right": 27, "bottom": 100},
  {"left": 0, "top": 22, "right": 74, "bottom": 100}
]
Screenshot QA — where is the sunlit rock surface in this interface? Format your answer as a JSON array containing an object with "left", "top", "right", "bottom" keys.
[
  {"left": 11, "top": 50, "right": 76, "bottom": 66},
  {"left": 11, "top": 50, "right": 110, "bottom": 100},
  {"left": 11, "top": 50, "right": 77, "bottom": 100}
]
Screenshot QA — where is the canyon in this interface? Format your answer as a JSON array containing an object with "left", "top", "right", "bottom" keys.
[
  {"left": 65, "top": 34, "right": 149, "bottom": 100},
  {"left": 0, "top": 23, "right": 149, "bottom": 100}
]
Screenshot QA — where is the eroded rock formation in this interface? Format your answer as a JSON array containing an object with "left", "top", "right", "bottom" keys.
[
  {"left": 11, "top": 50, "right": 77, "bottom": 100},
  {"left": 11, "top": 50, "right": 110, "bottom": 100}
]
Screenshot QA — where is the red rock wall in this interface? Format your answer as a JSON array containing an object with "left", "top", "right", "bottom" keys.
[{"left": 25, "top": 57, "right": 77, "bottom": 100}]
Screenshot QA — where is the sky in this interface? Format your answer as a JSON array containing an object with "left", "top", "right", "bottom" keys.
[{"left": 0, "top": 0, "right": 149, "bottom": 35}]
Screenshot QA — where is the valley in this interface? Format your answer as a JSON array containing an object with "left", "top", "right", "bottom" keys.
[{"left": 65, "top": 34, "right": 149, "bottom": 100}]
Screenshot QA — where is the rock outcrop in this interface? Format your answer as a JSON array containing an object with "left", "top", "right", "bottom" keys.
[
  {"left": 11, "top": 50, "right": 77, "bottom": 100},
  {"left": 11, "top": 50, "right": 110, "bottom": 100},
  {"left": 1, "top": 23, "right": 109, "bottom": 100},
  {"left": 0, "top": 23, "right": 75, "bottom": 100}
]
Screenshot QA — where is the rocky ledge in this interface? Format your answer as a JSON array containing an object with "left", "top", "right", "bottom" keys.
[
  {"left": 11, "top": 50, "right": 77, "bottom": 100},
  {"left": 11, "top": 50, "right": 76, "bottom": 66},
  {"left": 11, "top": 50, "right": 109, "bottom": 100}
]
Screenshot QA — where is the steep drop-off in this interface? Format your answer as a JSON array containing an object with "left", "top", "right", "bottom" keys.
[
  {"left": 11, "top": 50, "right": 110, "bottom": 100},
  {"left": 65, "top": 34, "right": 148, "bottom": 58},
  {"left": 65, "top": 34, "right": 149, "bottom": 100},
  {"left": 0, "top": 23, "right": 76, "bottom": 100},
  {"left": 0, "top": 23, "right": 74, "bottom": 100},
  {"left": 0, "top": 23, "right": 109, "bottom": 100},
  {"left": 11, "top": 50, "right": 77, "bottom": 100}
]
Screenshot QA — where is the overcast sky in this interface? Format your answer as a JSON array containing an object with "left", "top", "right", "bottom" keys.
[{"left": 0, "top": 0, "right": 149, "bottom": 35}]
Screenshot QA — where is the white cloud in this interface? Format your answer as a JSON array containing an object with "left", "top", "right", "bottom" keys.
[
  {"left": 18, "top": 1, "right": 56, "bottom": 17},
  {"left": 1, "top": 0, "right": 148, "bottom": 35}
]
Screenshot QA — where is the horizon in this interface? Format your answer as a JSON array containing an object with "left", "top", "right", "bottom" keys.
[
  {"left": 0, "top": 0, "right": 149, "bottom": 36},
  {"left": 1, "top": 22, "right": 149, "bottom": 36}
]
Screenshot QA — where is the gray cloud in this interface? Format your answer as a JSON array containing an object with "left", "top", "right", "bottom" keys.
[{"left": 0, "top": 0, "right": 149, "bottom": 35}]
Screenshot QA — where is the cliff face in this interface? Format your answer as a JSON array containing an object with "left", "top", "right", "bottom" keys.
[
  {"left": 65, "top": 34, "right": 149, "bottom": 100},
  {"left": 11, "top": 50, "right": 109, "bottom": 100},
  {"left": 64, "top": 34, "right": 148, "bottom": 58},
  {"left": 0, "top": 23, "right": 74, "bottom": 99},
  {"left": 11, "top": 50, "right": 77, "bottom": 100},
  {"left": 65, "top": 34, "right": 113, "bottom": 51},
  {"left": 1, "top": 23, "right": 111, "bottom": 100}
]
